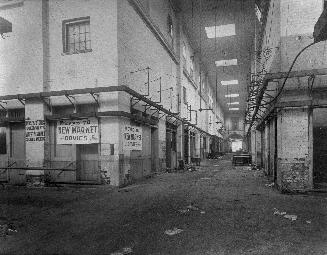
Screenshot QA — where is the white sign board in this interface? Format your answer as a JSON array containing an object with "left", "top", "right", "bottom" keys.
[
  {"left": 123, "top": 125, "right": 142, "bottom": 150},
  {"left": 56, "top": 118, "right": 99, "bottom": 144},
  {"left": 25, "top": 120, "right": 46, "bottom": 142}
]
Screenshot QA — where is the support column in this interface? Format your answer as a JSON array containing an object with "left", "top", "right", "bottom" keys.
[
  {"left": 158, "top": 119, "right": 166, "bottom": 171},
  {"left": 255, "top": 130, "right": 262, "bottom": 167},
  {"left": 250, "top": 129, "right": 256, "bottom": 163},
  {"left": 100, "top": 92, "right": 124, "bottom": 186},
  {"left": 25, "top": 99, "right": 46, "bottom": 186},
  {"left": 176, "top": 123, "right": 184, "bottom": 167},
  {"left": 195, "top": 132, "right": 201, "bottom": 158},
  {"left": 277, "top": 107, "right": 313, "bottom": 192}
]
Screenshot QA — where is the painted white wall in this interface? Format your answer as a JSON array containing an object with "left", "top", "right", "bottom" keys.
[
  {"left": 48, "top": 0, "right": 118, "bottom": 91},
  {"left": 0, "top": 0, "right": 43, "bottom": 95}
]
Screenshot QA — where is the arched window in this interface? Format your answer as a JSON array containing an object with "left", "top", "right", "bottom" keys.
[{"left": 167, "top": 14, "right": 173, "bottom": 37}]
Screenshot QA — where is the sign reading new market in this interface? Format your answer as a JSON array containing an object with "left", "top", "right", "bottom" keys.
[{"left": 56, "top": 118, "right": 99, "bottom": 144}]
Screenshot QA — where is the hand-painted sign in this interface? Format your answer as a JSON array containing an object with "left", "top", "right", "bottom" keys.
[
  {"left": 56, "top": 118, "right": 99, "bottom": 144},
  {"left": 25, "top": 120, "right": 46, "bottom": 142},
  {"left": 123, "top": 125, "right": 142, "bottom": 150}
]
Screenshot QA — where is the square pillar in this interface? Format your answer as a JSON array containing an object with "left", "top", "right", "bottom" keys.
[
  {"left": 277, "top": 107, "right": 313, "bottom": 192},
  {"left": 158, "top": 119, "right": 166, "bottom": 171},
  {"left": 25, "top": 99, "right": 46, "bottom": 186},
  {"left": 195, "top": 132, "right": 201, "bottom": 158}
]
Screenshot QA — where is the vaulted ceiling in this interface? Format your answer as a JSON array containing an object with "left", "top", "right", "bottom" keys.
[{"left": 177, "top": 0, "right": 256, "bottom": 116}]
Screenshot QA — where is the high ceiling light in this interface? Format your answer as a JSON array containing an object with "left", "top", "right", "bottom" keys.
[
  {"left": 229, "top": 108, "right": 239, "bottom": 111},
  {"left": 225, "top": 94, "right": 239, "bottom": 98},
  {"left": 215, "top": 59, "right": 238, "bottom": 67},
  {"left": 227, "top": 102, "right": 240, "bottom": 105},
  {"left": 205, "top": 24, "right": 236, "bottom": 39},
  {"left": 221, "top": 79, "right": 239, "bottom": 86}
]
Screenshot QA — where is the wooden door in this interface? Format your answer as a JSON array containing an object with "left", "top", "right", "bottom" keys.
[
  {"left": 76, "top": 144, "right": 99, "bottom": 182},
  {"left": 9, "top": 123, "right": 26, "bottom": 184}
]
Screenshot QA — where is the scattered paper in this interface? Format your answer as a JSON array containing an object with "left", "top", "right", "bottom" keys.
[
  {"left": 164, "top": 227, "right": 183, "bottom": 236},
  {"left": 273, "top": 209, "right": 287, "bottom": 216},
  {"left": 284, "top": 214, "right": 297, "bottom": 221},
  {"left": 110, "top": 247, "right": 133, "bottom": 255},
  {"left": 306, "top": 220, "right": 312, "bottom": 224}
]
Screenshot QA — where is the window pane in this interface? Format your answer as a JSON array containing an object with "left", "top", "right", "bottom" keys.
[
  {"left": 85, "top": 32, "right": 90, "bottom": 41},
  {"left": 85, "top": 23, "right": 90, "bottom": 33},
  {"left": 86, "top": 41, "right": 91, "bottom": 50},
  {"left": 74, "top": 42, "right": 79, "bottom": 52},
  {"left": 68, "top": 43, "right": 75, "bottom": 53},
  {"left": 69, "top": 35, "right": 75, "bottom": 44},
  {"left": 80, "top": 41, "right": 86, "bottom": 51},
  {"left": 79, "top": 24, "right": 85, "bottom": 33}
]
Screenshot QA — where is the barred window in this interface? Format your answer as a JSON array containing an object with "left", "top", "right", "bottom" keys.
[{"left": 63, "top": 17, "right": 91, "bottom": 54}]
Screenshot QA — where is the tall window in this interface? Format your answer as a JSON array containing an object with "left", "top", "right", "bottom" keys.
[
  {"left": 183, "top": 86, "right": 187, "bottom": 105},
  {"left": 325, "top": 0, "right": 327, "bottom": 10},
  {"left": 182, "top": 42, "right": 187, "bottom": 65},
  {"left": 190, "top": 57, "right": 194, "bottom": 78},
  {"left": 63, "top": 17, "right": 91, "bottom": 54},
  {"left": 167, "top": 14, "right": 173, "bottom": 37}
]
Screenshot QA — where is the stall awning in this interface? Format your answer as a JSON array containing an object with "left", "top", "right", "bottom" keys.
[{"left": 0, "top": 17, "right": 12, "bottom": 34}]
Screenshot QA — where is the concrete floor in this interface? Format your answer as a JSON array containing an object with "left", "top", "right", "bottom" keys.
[{"left": 0, "top": 159, "right": 327, "bottom": 255}]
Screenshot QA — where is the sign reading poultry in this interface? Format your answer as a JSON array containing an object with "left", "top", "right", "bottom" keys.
[
  {"left": 123, "top": 125, "right": 142, "bottom": 150},
  {"left": 56, "top": 118, "right": 99, "bottom": 144}
]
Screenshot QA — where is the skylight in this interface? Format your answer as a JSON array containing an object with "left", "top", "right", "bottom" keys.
[
  {"left": 229, "top": 108, "right": 239, "bottom": 111},
  {"left": 225, "top": 94, "right": 239, "bottom": 98},
  {"left": 205, "top": 24, "right": 236, "bottom": 39},
  {"left": 227, "top": 102, "right": 240, "bottom": 105},
  {"left": 221, "top": 80, "right": 239, "bottom": 86},
  {"left": 215, "top": 59, "right": 238, "bottom": 67}
]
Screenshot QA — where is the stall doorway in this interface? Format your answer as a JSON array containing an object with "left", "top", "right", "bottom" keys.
[
  {"left": 151, "top": 127, "right": 158, "bottom": 173},
  {"left": 313, "top": 108, "right": 327, "bottom": 186},
  {"left": 184, "top": 128, "right": 189, "bottom": 163},
  {"left": 76, "top": 144, "right": 99, "bottom": 182},
  {"left": 166, "top": 127, "right": 177, "bottom": 170}
]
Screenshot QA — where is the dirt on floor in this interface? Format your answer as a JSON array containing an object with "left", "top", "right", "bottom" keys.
[{"left": 0, "top": 159, "right": 326, "bottom": 255}]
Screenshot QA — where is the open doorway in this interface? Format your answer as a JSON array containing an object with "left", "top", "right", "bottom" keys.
[{"left": 231, "top": 140, "right": 242, "bottom": 152}]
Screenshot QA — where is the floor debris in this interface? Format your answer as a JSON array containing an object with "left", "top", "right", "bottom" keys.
[
  {"left": 200, "top": 177, "right": 211, "bottom": 180},
  {"left": 273, "top": 208, "right": 287, "bottom": 216},
  {"left": 186, "top": 204, "right": 200, "bottom": 211},
  {"left": 177, "top": 209, "right": 189, "bottom": 214},
  {"left": 110, "top": 247, "right": 133, "bottom": 255},
  {"left": 265, "top": 183, "right": 275, "bottom": 187},
  {"left": 284, "top": 214, "right": 298, "bottom": 221},
  {"left": 164, "top": 227, "right": 183, "bottom": 236},
  {"left": 306, "top": 220, "right": 312, "bottom": 224}
]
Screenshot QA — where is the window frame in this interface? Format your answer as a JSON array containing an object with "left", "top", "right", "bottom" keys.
[{"left": 62, "top": 16, "right": 92, "bottom": 55}]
